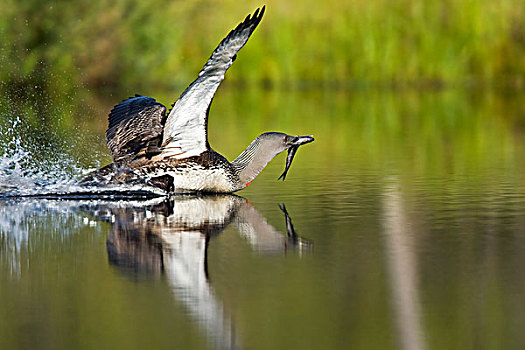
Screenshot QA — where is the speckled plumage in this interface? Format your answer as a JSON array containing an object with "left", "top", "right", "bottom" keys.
[{"left": 136, "top": 151, "right": 241, "bottom": 193}]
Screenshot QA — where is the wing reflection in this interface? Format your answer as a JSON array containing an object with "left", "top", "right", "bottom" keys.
[{"left": 81, "top": 194, "right": 310, "bottom": 349}]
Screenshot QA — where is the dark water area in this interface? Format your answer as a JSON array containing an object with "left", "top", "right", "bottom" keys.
[{"left": 2, "top": 87, "right": 525, "bottom": 349}]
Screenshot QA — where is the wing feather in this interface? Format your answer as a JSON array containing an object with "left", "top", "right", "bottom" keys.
[
  {"left": 161, "top": 6, "right": 265, "bottom": 159},
  {"left": 106, "top": 95, "right": 167, "bottom": 163}
]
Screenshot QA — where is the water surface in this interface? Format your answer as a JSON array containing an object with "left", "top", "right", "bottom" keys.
[{"left": 1, "top": 87, "right": 525, "bottom": 349}]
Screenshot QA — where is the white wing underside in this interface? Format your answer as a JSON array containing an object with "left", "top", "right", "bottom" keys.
[{"left": 161, "top": 7, "right": 265, "bottom": 159}]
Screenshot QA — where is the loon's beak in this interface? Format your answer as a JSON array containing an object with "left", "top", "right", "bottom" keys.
[{"left": 290, "top": 135, "right": 314, "bottom": 147}]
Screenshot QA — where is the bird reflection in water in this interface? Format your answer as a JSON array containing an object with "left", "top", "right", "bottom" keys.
[{"left": 81, "top": 195, "right": 310, "bottom": 349}]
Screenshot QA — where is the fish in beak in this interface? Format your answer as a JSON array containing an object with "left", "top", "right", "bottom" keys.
[{"left": 278, "top": 135, "right": 314, "bottom": 181}]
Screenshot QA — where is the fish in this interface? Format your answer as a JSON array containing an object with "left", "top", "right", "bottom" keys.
[
  {"left": 278, "top": 145, "right": 299, "bottom": 181},
  {"left": 278, "top": 135, "right": 314, "bottom": 181}
]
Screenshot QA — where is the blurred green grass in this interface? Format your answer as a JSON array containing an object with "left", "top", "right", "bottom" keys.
[{"left": 1, "top": 0, "right": 525, "bottom": 96}]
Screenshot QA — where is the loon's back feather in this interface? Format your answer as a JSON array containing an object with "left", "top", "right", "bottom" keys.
[{"left": 106, "top": 95, "right": 167, "bottom": 163}]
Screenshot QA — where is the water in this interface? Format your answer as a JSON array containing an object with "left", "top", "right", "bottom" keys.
[{"left": 2, "top": 87, "right": 525, "bottom": 349}]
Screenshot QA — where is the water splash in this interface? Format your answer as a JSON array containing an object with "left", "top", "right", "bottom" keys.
[
  {"left": 0, "top": 115, "right": 86, "bottom": 196},
  {"left": 0, "top": 113, "right": 165, "bottom": 198}
]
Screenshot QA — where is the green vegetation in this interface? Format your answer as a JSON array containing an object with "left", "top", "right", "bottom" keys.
[{"left": 1, "top": 0, "right": 525, "bottom": 97}]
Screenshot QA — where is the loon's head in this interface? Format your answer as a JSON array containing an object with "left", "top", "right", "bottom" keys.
[
  {"left": 255, "top": 132, "right": 314, "bottom": 181},
  {"left": 257, "top": 132, "right": 315, "bottom": 154},
  {"left": 232, "top": 132, "right": 314, "bottom": 189}
]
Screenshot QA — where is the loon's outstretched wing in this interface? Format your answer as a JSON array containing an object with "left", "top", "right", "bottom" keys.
[
  {"left": 106, "top": 95, "right": 167, "bottom": 163},
  {"left": 161, "top": 6, "right": 265, "bottom": 159}
]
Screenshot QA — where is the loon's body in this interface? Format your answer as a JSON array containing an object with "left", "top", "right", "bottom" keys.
[
  {"left": 82, "top": 7, "right": 313, "bottom": 193},
  {"left": 89, "top": 150, "right": 239, "bottom": 192}
]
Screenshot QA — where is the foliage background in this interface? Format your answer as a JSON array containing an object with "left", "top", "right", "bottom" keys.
[{"left": 1, "top": 0, "right": 525, "bottom": 98}]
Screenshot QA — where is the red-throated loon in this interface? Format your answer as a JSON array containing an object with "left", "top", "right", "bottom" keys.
[{"left": 82, "top": 6, "right": 314, "bottom": 193}]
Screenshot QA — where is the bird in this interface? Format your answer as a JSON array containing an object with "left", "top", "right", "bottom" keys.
[{"left": 81, "top": 6, "right": 314, "bottom": 194}]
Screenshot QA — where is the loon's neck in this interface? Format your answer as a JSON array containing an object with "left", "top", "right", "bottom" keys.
[{"left": 231, "top": 136, "right": 282, "bottom": 188}]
